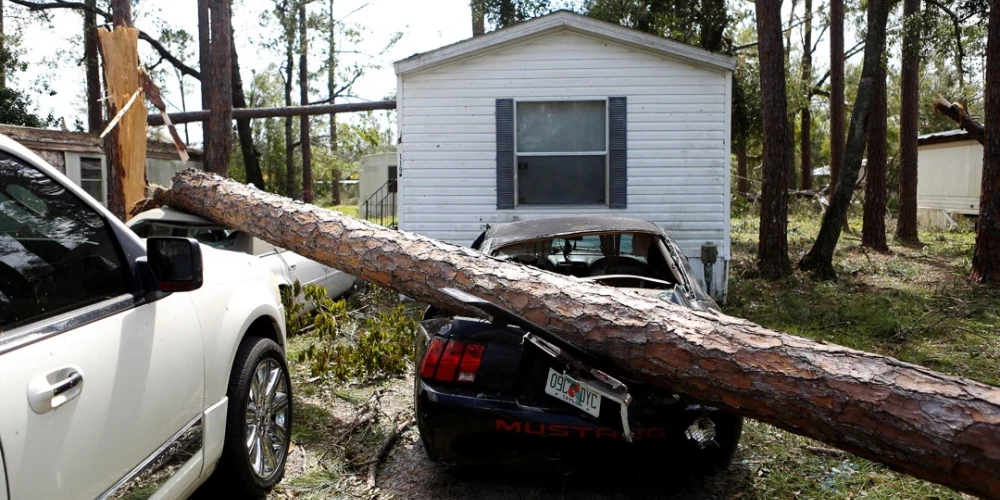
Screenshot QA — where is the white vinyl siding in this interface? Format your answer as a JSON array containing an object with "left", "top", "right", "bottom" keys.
[
  {"left": 917, "top": 140, "right": 983, "bottom": 214},
  {"left": 398, "top": 29, "right": 730, "bottom": 297}
]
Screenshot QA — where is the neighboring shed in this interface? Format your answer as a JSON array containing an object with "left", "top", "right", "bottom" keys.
[
  {"left": 917, "top": 129, "right": 983, "bottom": 228},
  {"left": 359, "top": 152, "right": 398, "bottom": 218},
  {"left": 393, "top": 10, "right": 735, "bottom": 299},
  {"left": 0, "top": 124, "right": 201, "bottom": 206}
]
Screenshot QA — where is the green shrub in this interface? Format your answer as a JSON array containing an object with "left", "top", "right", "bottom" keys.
[{"left": 288, "top": 283, "right": 418, "bottom": 382}]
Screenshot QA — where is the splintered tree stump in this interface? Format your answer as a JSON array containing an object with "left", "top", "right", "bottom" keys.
[{"left": 153, "top": 170, "right": 1000, "bottom": 499}]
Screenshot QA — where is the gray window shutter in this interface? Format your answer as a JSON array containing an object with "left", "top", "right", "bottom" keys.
[
  {"left": 496, "top": 98, "right": 515, "bottom": 209},
  {"left": 608, "top": 96, "right": 628, "bottom": 209}
]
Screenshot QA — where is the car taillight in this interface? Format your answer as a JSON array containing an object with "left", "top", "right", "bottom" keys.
[
  {"left": 457, "top": 343, "right": 484, "bottom": 382},
  {"left": 418, "top": 338, "right": 485, "bottom": 383},
  {"left": 419, "top": 338, "right": 447, "bottom": 379}
]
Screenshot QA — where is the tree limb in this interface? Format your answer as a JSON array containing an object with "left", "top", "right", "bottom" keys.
[
  {"left": 7, "top": 0, "right": 201, "bottom": 79},
  {"left": 933, "top": 96, "right": 985, "bottom": 145}
]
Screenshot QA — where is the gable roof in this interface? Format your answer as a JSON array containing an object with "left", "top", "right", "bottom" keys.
[
  {"left": 394, "top": 10, "right": 736, "bottom": 76},
  {"left": 917, "top": 129, "right": 978, "bottom": 147}
]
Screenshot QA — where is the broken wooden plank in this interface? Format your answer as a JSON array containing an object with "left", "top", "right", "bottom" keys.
[{"left": 152, "top": 169, "right": 1000, "bottom": 499}]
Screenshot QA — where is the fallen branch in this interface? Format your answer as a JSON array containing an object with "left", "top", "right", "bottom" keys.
[
  {"left": 366, "top": 418, "right": 414, "bottom": 488},
  {"left": 933, "top": 97, "right": 985, "bottom": 145},
  {"left": 804, "top": 445, "right": 848, "bottom": 458},
  {"left": 151, "top": 170, "right": 1000, "bottom": 499}
]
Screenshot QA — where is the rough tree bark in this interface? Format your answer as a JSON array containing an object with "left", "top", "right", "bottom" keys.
[
  {"left": 830, "top": 0, "right": 845, "bottom": 192},
  {"left": 299, "top": 1, "right": 313, "bottom": 204},
  {"left": 897, "top": 0, "right": 921, "bottom": 242},
  {"left": 327, "top": 0, "right": 340, "bottom": 205},
  {"left": 231, "top": 23, "right": 266, "bottom": 191},
  {"left": 84, "top": 0, "right": 102, "bottom": 132},
  {"left": 934, "top": 97, "right": 986, "bottom": 146},
  {"left": 471, "top": 0, "right": 485, "bottom": 36},
  {"left": 206, "top": 0, "right": 232, "bottom": 175},
  {"left": 800, "top": 0, "right": 892, "bottom": 278},
  {"left": 283, "top": 1, "right": 296, "bottom": 198},
  {"left": 755, "top": 0, "right": 791, "bottom": 279},
  {"left": 784, "top": 0, "right": 797, "bottom": 190},
  {"left": 150, "top": 169, "right": 1000, "bottom": 499},
  {"left": 198, "top": 0, "right": 211, "bottom": 161},
  {"left": 799, "top": 0, "right": 813, "bottom": 191},
  {"left": 970, "top": 6, "right": 1000, "bottom": 285},
  {"left": 861, "top": 33, "right": 888, "bottom": 252}
]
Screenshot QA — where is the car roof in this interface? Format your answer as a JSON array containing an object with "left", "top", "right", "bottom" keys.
[
  {"left": 128, "top": 206, "right": 215, "bottom": 226},
  {"left": 484, "top": 216, "right": 664, "bottom": 249}
]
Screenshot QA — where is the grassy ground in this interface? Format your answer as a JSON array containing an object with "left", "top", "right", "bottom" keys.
[
  {"left": 728, "top": 201, "right": 999, "bottom": 387},
  {"left": 268, "top": 202, "right": 995, "bottom": 499}
]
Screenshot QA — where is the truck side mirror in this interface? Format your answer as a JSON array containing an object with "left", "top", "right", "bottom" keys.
[{"left": 146, "top": 237, "right": 203, "bottom": 292}]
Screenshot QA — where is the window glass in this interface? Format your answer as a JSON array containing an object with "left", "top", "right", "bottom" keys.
[
  {"left": 79, "top": 156, "right": 104, "bottom": 203},
  {"left": 0, "top": 153, "right": 131, "bottom": 331},
  {"left": 131, "top": 221, "right": 238, "bottom": 250},
  {"left": 517, "top": 155, "right": 605, "bottom": 205},
  {"left": 516, "top": 101, "right": 606, "bottom": 153}
]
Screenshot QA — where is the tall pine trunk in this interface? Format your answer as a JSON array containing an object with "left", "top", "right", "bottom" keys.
[
  {"left": 471, "top": 0, "right": 485, "bottom": 36},
  {"left": 328, "top": 0, "right": 340, "bottom": 205},
  {"left": 283, "top": 6, "right": 296, "bottom": 198},
  {"left": 861, "top": 16, "right": 888, "bottom": 252},
  {"left": 231, "top": 23, "right": 266, "bottom": 190},
  {"left": 206, "top": 0, "right": 233, "bottom": 175},
  {"left": 755, "top": 0, "right": 790, "bottom": 279},
  {"left": 299, "top": 2, "right": 313, "bottom": 203},
  {"left": 829, "top": 0, "right": 845, "bottom": 192},
  {"left": 784, "top": 0, "right": 797, "bottom": 190},
  {"left": 198, "top": 0, "right": 211, "bottom": 162},
  {"left": 799, "top": 0, "right": 812, "bottom": 190},
  {"left": 896, "top": 0, "right": 920, "bottom": 242},
  {"left": 970, "top": 5, "right": 1000, "bottom": 284},
  {"left": 800, "top": 0, "right": 892, "bottom": 278},
  {"left": 84, "top": 0, "right": 102, "bottom": 132}
]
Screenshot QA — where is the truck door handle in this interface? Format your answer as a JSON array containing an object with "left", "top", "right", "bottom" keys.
[
  {"left": 289, "top": 264, "right": 296, "bottom": 270},
  {"left": 28, "top": 366, "right": 84, "bottom": 414}
]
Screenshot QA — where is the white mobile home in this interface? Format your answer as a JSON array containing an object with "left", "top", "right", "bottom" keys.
[
  {"left": 917, "top": 130, "right": 983, "bottom": 228},
  {"left": 393, "top": 11, "right": 735, "bottom": 299}
]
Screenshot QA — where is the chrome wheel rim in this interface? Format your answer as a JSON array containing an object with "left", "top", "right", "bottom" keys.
[{"left": 244, "top": 358, "right": 290, "bottom": 479}]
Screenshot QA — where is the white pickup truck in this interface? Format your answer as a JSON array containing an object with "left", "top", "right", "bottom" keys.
[{"left": 0, "top": 135, "right": 292, "bottom": 499}]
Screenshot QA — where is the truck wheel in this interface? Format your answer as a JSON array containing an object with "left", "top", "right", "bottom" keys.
[{"left": 218, "top": 336, "right": 293, "bottom": 498}]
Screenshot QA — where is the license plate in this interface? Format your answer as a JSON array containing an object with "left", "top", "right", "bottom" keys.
[{"left": 544, "top": 368, "right": 602, "bottom": 418}]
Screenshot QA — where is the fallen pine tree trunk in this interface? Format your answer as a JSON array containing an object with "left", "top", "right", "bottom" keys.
[{"left": 151, "top": 170, "right": 1000, "bottom": 499}]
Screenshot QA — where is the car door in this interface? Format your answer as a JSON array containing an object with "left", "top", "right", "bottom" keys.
[
  {"left": 0, "top": 150, "right": 205, "bottom": 499},
  {"left": 278, "top": 250, "right": 327, "bottom": 289}
]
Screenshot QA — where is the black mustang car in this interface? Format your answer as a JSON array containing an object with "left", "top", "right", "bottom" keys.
[{"left": 413, "top": 216, "right": 743, "bottom": 472}]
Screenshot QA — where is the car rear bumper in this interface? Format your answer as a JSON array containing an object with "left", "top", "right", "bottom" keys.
[{"left": 415, "top": 380, "right": 743, "bottom": 470}]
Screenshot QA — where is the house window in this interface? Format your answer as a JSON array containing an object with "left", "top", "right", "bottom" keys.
[
  {"left": 79, "top": 156, "right": 105, "bottom": 203},
  {"left": 66, "top": 154, "right": 108, "bottom": 206},
  {"left": 515, "top": 100, "right": 607, "bottom": 205}
]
